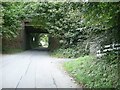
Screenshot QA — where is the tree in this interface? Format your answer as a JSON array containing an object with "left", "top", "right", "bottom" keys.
[{"left": 2, "top": 2, "right": 120, "bottom": 49}]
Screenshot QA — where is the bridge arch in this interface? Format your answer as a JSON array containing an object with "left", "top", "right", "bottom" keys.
[{"left": 22, "top": 22, "right": 60, "bottom": 51}]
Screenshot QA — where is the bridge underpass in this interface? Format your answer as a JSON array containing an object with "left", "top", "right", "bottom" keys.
[{"left": 23, "top": 25, "right": 59, "bottom": 51}]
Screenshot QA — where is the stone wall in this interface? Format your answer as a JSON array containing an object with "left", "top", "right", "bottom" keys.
[
  {"left": 89, "top": 42, "right": 99, "bottom": 55},
  {"left": 2, "top": 34, "right": 23, "bottom": 53},
  {"left": 2, "top": 26, "right": 25, "bottom": 53}
]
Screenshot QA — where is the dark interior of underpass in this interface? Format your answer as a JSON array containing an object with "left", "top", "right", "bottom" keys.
[
  {"left": 24, "top": 25, "right": 59, "bottom": 51},
  {"left": 24, "top": 26, "right": 49, "bottom": 51}
]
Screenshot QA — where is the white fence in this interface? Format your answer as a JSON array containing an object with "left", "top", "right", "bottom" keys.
[{"left": 97, "top": 43, "right": 120, "bottom": 57}]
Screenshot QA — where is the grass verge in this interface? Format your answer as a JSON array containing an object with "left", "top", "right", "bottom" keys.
[{"left": 63, "top": 55, "right": 119, "bottom": 88}]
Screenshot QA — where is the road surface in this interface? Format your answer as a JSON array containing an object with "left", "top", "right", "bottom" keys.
[{"left": 1, "top": 50, "right": 81, "bottom": 89}]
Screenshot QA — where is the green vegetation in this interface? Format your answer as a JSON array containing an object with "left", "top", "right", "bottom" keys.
[
  {"left": 1, "top": 1, "right": 119, "bottom": 88},
  {"left": 64, "top": 55, "right": 119, "bottom": 88},
  {"left": 38, "top": 34, "right": 49, "bottom": 48},
  {"left": 51, "top": 48, "right": 76, "bottom": 58},
  {"left": 1, "top": 2, "right": 120, "bottom": 54},
  {"left": 51, "top": 46, "right": 89, "bottom": 58},
  {"left": 1, "top": 2, "right": 120, "bottom": 43}
]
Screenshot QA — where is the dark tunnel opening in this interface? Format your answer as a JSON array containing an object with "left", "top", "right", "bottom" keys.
[
  {"left": 24, "top": 25, "right": 49, "bottom": 51},
  {"left": 23, "top": 21, "right": 60, "bottom": 52}
]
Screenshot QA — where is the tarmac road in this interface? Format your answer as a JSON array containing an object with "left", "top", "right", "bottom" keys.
[{"left": 1, "top": 50, "right": 81, "bottom": 89}]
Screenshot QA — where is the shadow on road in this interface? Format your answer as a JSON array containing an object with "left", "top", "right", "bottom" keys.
[{"left": 30, "top": 47, "right": 49, "bottom": 51}]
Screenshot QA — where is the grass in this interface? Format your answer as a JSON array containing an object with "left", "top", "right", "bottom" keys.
[{"left": 63, "top": 55, "right": 119, "bottom": 89}]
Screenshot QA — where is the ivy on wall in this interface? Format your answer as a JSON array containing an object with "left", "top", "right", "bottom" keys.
[{"left": 1, "top": 2, "right": 120, "bottom": 48}]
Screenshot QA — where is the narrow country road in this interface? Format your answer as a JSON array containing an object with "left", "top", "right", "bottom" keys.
[{"left": 1, "top": 50, "right": 80, "bottom": 88}]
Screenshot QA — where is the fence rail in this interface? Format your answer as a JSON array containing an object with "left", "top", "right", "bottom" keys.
[{"left": 97, "top": 43, "right": 120, "bottom": 57}]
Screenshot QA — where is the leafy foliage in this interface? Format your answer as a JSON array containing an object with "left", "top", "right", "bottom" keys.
[
  {"left": 2, "top": 2, "right": 120, "bottom": 44},
  {"left": 64, "top": 55, "right": 119, "bottom": 88},
  {"left": 1, "top": 3, "right": 25, "bottom": 38},
  {"left": 51, "top": 41, "right": 90, "bottom": 58},
  {"left": 1, "top": 2, "right": 120, "bottom": 88},
  {"left": 101, "top": 51, "right": 118, "bottom": 64}
]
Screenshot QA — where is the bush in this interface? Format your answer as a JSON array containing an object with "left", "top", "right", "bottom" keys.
[
  {"left": 101, "top": 51, "right": 118, "bottom": 64},
  {"left": 51, "top": 46, "right": 89, "bottom": 58},
  {"left": 50, "top": 48, "right": 75, "bottom": 58}
]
